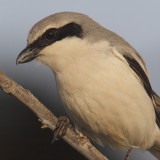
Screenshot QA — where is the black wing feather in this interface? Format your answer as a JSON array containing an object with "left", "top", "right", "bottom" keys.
[{"left": 123, "top": 55, "right": 160, "bottom": 128}]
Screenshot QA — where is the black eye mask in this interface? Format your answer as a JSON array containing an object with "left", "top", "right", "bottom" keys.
[{"left": 28, "top": 22, "right": 83, "bottom": 51}]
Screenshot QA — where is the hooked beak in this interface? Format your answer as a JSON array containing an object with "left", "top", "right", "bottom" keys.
[{"left": 16, "top": 46, "right": 40, "bottom": 64}]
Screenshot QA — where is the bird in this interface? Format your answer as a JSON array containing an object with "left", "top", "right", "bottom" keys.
[{"left": 16, "top": 12, "right": 160, "bottom": 159}]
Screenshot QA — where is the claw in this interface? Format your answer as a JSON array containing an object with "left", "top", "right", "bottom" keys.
[
  {"left": 41, "top": 124, "right": 48, "bottom": 129},
  {"left": 52, "top": 116, "right": 71, "bottom": 143},
  {"left": 124, "top": 147, "right": 132, "bottom": 160}
]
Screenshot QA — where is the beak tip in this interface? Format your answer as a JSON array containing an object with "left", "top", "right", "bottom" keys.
[{"left": 16, "top": 57, "right": 21, "bottom": 65}]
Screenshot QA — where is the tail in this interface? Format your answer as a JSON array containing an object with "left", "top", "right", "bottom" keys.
[
  {"left": 149, "top": 90, "right": 160, "bottom": 159},
  {"left": 149, "top": 129, "right": 160, "bottom": 160}
]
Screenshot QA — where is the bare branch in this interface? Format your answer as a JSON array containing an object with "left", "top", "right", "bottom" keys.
[{"left": 0, "top": 70, "right": 109, "bottom": 160}]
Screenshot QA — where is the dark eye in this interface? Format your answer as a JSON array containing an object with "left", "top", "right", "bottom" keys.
[{"left": 45, "top": 29, "right": 57, "bottom": 40}]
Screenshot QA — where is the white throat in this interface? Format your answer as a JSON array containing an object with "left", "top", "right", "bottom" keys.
[{"left": 36, "top": 37, "right": 111, "bottom": 73}]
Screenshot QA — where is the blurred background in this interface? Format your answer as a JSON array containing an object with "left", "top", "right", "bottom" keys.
[{"left": 0, "top": 0, "right": 160, "bottom": 160}]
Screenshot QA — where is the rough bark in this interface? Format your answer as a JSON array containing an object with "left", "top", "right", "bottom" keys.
[{"left": 0, "top": 70, "right": 109, "bottom": 160}]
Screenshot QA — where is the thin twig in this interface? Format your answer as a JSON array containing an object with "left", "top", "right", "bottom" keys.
[{"left": 0, "top": 70, "right": 108, "bottom": 160}]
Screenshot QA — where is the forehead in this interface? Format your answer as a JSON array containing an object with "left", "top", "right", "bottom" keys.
[
  {"left": 27, "top": 17, "right": 68, "bottom": 45},
  {"left": 27, "top": 12, "right": 86, "bottom": 45}
]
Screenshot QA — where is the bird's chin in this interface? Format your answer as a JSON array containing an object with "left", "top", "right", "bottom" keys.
[{"left": 36, "top": 55, "right": 50, "bottom": 67}]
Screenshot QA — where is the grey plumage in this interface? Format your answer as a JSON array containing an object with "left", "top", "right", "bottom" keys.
[{"left": 27, "top": 12, "right": 147, "bottom": 71}]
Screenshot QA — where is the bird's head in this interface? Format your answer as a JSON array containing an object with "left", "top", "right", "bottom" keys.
[{"left": 16, "top": 12, "right": 107, "bottom": 72}]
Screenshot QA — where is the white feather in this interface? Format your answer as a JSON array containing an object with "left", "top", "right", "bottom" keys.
[{"left": 37, "top": 38, "right": 158, "bottom": 150}]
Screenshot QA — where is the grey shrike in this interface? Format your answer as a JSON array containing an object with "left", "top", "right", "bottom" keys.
[{"left": 16, "top": 12, "right": 160, "bottom": 159}]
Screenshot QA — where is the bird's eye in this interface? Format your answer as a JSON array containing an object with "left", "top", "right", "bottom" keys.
[{"left": 45, "top": 29, "right": 57, "bottom": 40}]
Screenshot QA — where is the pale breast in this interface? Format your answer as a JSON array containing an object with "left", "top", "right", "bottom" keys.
[{"left": 55, "top": 51, "right": 156, "bottom": 150}]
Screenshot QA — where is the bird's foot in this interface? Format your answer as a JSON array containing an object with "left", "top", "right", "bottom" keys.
[
  {"left": 124, "top": 147, "right": 132, "bottom": 160},
  {"left": 76, "top": 130, "right": 90, "bottom": 144},
  {"left": 52, "top": 116, "right": 71, "bottom": 143}
]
